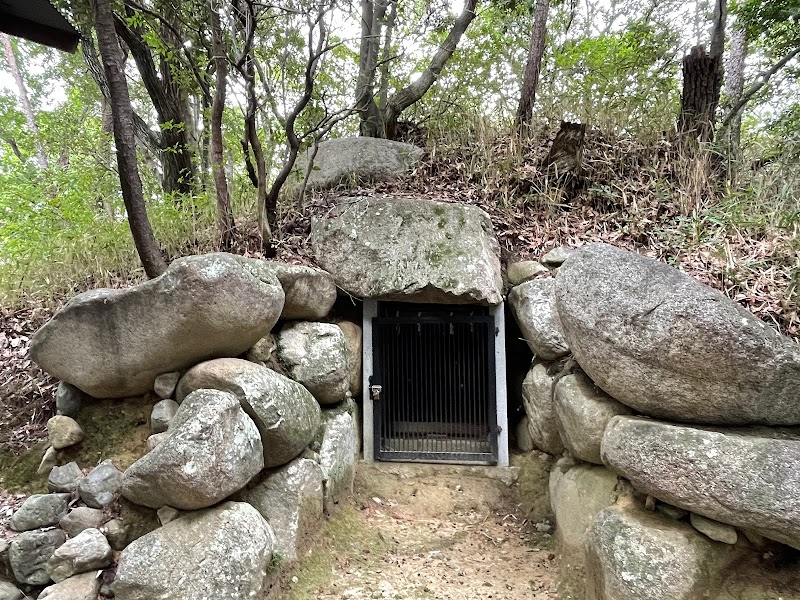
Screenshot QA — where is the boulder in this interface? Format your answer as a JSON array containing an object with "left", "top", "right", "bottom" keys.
[
  {"left": 47, "top": 462, "right": 84, "bottom": 493},
  {"left": 9, "top": 529, "right": 66, "bottom": 586},
  {"left": 119, "top": 389, "right": 263, "bottom": 510},
  {"left": 509, "top": 279, "right": 570, "bottom": 360},
  {"left": 336, "top": 320, "right": 363, "bottom": 397},
  {"left": 601, "top": 416, "right": 800, "bottom": 549},
  {"left": 540, "top": 246, "right": 574, "bottom": 267},
  {"left": 292, "top": 137, "right": 423, "bottom": 194},
  {"left": 277, "top": 322, "right": 350, "bottom": 405},
  {"left": 521, "top": 362, "right": 564, "bottom": 455},
  {"left": 0, "top": 583, "right": 22, "bottom": 600},
  {"left": 554, "top": 372, "right": 632, "bottom": 464},
  {"left": 585, "top": 502, "right": 738, "bottom": 600},
  {"left": 0, "top": 539, "right": 13, "bottom": 582},
  {"left": 507, "top": 260, "right": 549, "bottom": 285},
  {"left": 46, "top": 528, "right": 112, "bottom": 582},
  {"left": 78, "top": 460, "right": 123, "bottom": 508},
  {"left": 47, "top": 416, "right": 83, "bottom": 449},
  {"left": 262, "top": 263, "right": 337, "bottom": 320},
  {"left": 237, "top": 458, "right": 324, "bottom": 562},
  {"left": 102, "top": 499, "right": 159, "bottom": 551},
  {"left": 30, "top": 253, "right": 285, "bottom": 398},
  {"left": 39, "top": 572, "right": 100, "bottom": 600},
  {"left": 59, "top": 507, "right": 105, "bottom": 538},
  {"left": 112, "top": 502, "right": 275, "bottom": 600},
  {"left": 153, "top": 371, "right": 180, "bottom": 399},
  {"left": 317, "top": 404, "right": 358, "bottom": 512},
  {"left": 311, "top": 197, "right": 503, "bottom": 305},
  {"left": 56, "top": 382, "right": 87, "bottom": 417},
  {"left": 150, "top": 399, "right": 178, "bottom": 434},
  {"left": 516, "top": 416, "right": 535, "bottom": 452},
  {"left": 10, "top": 493, "right": 71, "bottom": 531},
  {"left": 176, "top": 358, "right": 321, "bottom": 467},
  {"left": 555, "top": 243, "right": 800, "bottom": 425},
  {"left": 689, "top": 514, "right": 738, "bottom": 545}
]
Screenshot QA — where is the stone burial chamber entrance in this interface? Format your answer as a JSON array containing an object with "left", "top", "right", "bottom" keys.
[{"left": 311, "top": 196, "right": 509, "bottom": 466}]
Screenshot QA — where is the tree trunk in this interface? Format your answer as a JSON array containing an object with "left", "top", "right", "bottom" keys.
[
  {"left": 91, "top": 0, "right": 167, "bottom": 278},
  {"left": 723, "top": 26, "right": 747, "bottom": 162},
  {"left": 678, "top": 45, "right": 723, "bottom": 143},
  {"left": 709, "top": 0, "right": 727, "bottom": 60},
  {"left": 1, "top": 34, "right": 48, "bottom": 169},
  {"left": 209, "top": 0, "right": 234, "bottom": 250},
  {"left": 516, "top": 0, "right": 550, "bottom": 132}
]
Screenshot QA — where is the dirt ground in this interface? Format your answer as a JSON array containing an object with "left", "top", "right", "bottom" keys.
[{"left": 283, "top": 463, "right": 557, "bottom": 600}]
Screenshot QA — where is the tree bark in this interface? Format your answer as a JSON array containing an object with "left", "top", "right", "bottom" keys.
[
  {"left": 709, "top": 0, "right": 727, "bottom": 60},
  {"left": 516, "top": 0, "right": 550, "bottom": 132},
  {"left": 723, "top": 26, "right": 747, "bottom": 160},
  {"left": 678, "top": 45, "right": 723, "bottom": 143},
  {"left": 1, "top": 34, "right": 48, "bottom": 169},
  {"left": 91, "top": 0, "right": 167, "bottom": 278},
  {"left": 209, "top": 0, "right": 234, "bottom": 250}
]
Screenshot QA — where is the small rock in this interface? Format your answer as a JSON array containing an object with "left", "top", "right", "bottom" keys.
[
  {"left": 102, "top": 499, "right": 159, "bottom": 551},
  {"left": 9, "top": 529, "right": 66, "bottom": 586},
  {"left": 47, "top": 528, "right": 113, "bottom": 582},
  {"left": 157, "top": 506, "right": 181, "bottom": 526},
  {"left": 656, "top": 502, "right": 688, "bottom": 521},
  {"left": 10, "top": 493, "right": 71, "bottom": 531},
  {"left": 56, "top": 382, "right": 87, "bottom": 418},
  {"left": 78, "top": 460, "right": 123, "bottom": 508},
  {"left": 48, "top": 416, "right": 84, "bottom": 449},
  {"left": 535, "top": 522, "right": 552, "bottom": 533},
  {"left": 690, "top": 513, "right": 738, "bottom": 544},
  {"left": 153, "top": 372, "right": 180, "bottom": 399},
  {"left": 40, "top": 571, "right": 101, "bottom": 600},
  {"left": 37, "top": 445, "right": 59, "bottom": 476},
  {"left": 150, "top": 399, "right": 178, "bottom": 434},
  {"left": 145, "top": 433, "right": 167, "bottom": 452},
  {"left": 507, "top": 261, "right": 549, "bottom": 285},
  {"left": 0, "top": 582, "right": 22, "bottom": 600},
  {"left": 60, "top": 507, "right": 106, "bottom": 538},
  {"left": 48, "top": 462, "right": 85, "bottom": 493},
  {"left": 540, "top": 246, "right": 574, "bottom": 267}
]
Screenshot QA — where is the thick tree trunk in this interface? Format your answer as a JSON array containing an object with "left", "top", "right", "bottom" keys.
[
  {"left": 709, "top": 0, "right": 727, "bottom": 60},
  {"left": 209, "top": 0, "right": 234, "bottom": 250},
  {"left": 516, "top": 0, "right": 550, "bottom": 132},
  {"left": 724, "top": 27, "right": 747, "bottom": 161},
  {"left": 678, "top": 45, "right": 723, "bottom": 143},
  {"left": 356, "top": 0, "right": 389, "bottom": 137},
  {"left": 1, "top": 34, "right": 48, "bottom": 169},
  {"left": 91, "top": 0, "right": 167, "bottom": 278}
]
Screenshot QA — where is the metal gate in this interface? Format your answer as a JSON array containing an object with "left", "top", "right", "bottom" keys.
[{"left": 371, "top": 303, "right": 498, "bottom": 464}]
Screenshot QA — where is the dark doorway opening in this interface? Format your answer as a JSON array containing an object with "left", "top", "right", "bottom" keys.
[{"left": 371, "top": 302, "right": 498, "bottom": 464}]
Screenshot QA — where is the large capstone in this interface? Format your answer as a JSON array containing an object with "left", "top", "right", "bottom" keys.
[
  {"left": 555, "top": 243, "right": 800, "bottom": 425},
  {"left": 236, "top": 458, "right": 324, "bottom": 562},
  {"left": 119, "top": 389, "right": 263, "bottom": 510},
  {"left": 112, "top": 502, "right": 275, "bottom": 600},
  {"left": 291, "top": 136, "right": 423, "bottom": 194},
  {"left": 262, "top": 262, "right": 337, "bottom": 320},
  {"left": 602, "top": 416, "right": 800, "bottom": 549},
  {"left": 509, "top": 279, "right": 569, "bottom": 360},
  {"left": 177, "top": 358, "right": 321, "bottom": 467},
  {"left": 521, "top": 362, "right": 564, "bottom": 455},
  {"left": 276, "top": 322, "right": 351, "bottom": 405},
  {"left": 312, "top": 197, "right": 502, "bottom": 305},
  {"left": 585, "top": 502, "right": 738, "bottom": 600},
  {"left": 30, "top": 253, "right": 285, "bottom": 398}
]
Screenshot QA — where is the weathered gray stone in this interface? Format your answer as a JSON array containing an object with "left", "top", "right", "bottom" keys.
[
  {"left": 78, "top": 460, "right": 122, "bottom": 508},
  {"left": 586, "top": 502, "right": 738, "bottom": 600},
  {"left": 602, "top": 416, "right": 800, "bottom": 549},
  {"left": 509, "top": 279, "right": 569, "bottom": 360},
  {"left": 0, "top": 539, "right": 13, "bottom": 582},
  {"left": 244, "top": 333, "right": 285, "bottom": 374},
  {"left": 690, "top": 513, "right": 738, "bottom": 544},
  {"left": 336, "top": 320, "right": 362, "bottom": 398},
  {"left": 317, "top": 404, "right": 358, "bottom": 513},
  {"left": 47, "top": 528, "right": 112, "bottom": 582},
  {"left": 156, "top": 506, "right": 181, "bottom": 525},
  {"left": 47, "top": 416, "right": 84, "bottom": 449},
  {"left": 0, "top": 582, "right": 22, "bottom": 600},
  {"left": 554, "top": 372, "right": 633, "bottom": 465},
  {"left": 59, "top": 507, "right": 105, "bottom": 538},
  {"left": 112, "top": 502, "right": 275, "bottom": 600},
  {"left": 39, "top": 572, "right": 100, "bottom": 600},
  {"left": 292, "top": 137, "right": 423, "bottom": 194},
  {"left": 48, "top": 462, "right": 84, "bottom": 493},
  {"left": 262, "top": 262, "right": 337, "bottom": 320},
  {"left": 9, "top": 529, "right": 66, "bottom": 586},
  {"left": 10, "top": 493, "right": 71, "bottom": 531},
  {"left": 277, "top": 322, "right": 350, "bottom": 405},
  {"left": 150, "top": 399, "right": 178, "bottom": 434},
  {"left": 540, "top": 246, "right": 574, "bottom": 267},
  {"left": 507, "top": 261, "right": 549, "bottom": 285},
  {"left": 102, "top": 499, "right": 160, "bottom": 551},
  {"left": 521, "top": 362, "right": 564, "bottom": 455},
  {"left": 153, "top": 372, "right": 180, "bottom": 399},
  {"left": 56, "top": 382, "right": 87, "bottom": 418},
  {"left": 312, "top": 197, "right": 503, "bottom": 305},
  {"left": 516, "top": 416, "right": 535, "bottom": 452},
  {"left": 31, "top": 253, "right": 285, "bottom": 398},
  {"left": 177, "top": 358, "right": 320, "bottom": 467},
  {"left": 555, "top": 243, "right": 800, "bottom": 425},
  {"left": 119, "top": 389, "right": 263, "bottom": 510},
  {"left": 656, "top": 502, "right": 688, "bottom": 521},
  {"left": 146, "top": 432, "right": 167, "bottom": 451},
  {"left": 37, "top": 445, "right": 59, "bottom": 476},
  {"left": 237, "top": 458, "right": 324, "bottom": 562}
]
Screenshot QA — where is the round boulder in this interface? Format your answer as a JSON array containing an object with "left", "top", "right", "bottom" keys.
[{"left": 509, "top": 279, "right": 570, "bottom": 360}]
